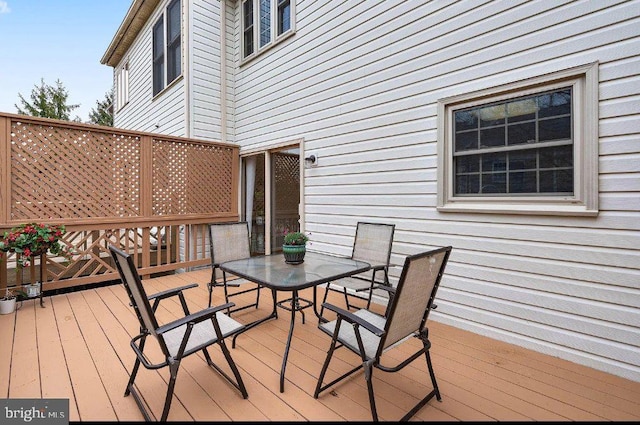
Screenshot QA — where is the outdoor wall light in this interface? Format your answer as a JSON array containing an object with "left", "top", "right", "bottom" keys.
[{"left": 304, "top": 154, "right": 317, "bottom": 167}]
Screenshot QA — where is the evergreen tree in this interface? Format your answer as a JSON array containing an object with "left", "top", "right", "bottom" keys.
[
  {"left": 88, "top": 89, "right": 114, "bottom": 127},
  {"left": 16, "top": 78, "right": 81, "bottom": 122}
]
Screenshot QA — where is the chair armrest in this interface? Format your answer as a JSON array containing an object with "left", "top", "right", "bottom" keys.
[
  {"left": 148, "top": 283, "right": 199, "bottom": 301},
  {"left": 322, "top": 303, "right": 385, "bottom": 336},
  {"left": 155, "top": 302, "right": 235, "bottom": 335}
]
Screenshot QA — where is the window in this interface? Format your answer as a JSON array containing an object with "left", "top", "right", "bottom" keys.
[
  {"left": 437, "top": 63, "right": 599, "bottom": 216},
  {"left": 116, "top": 61, "right": 129, "bottom": 111},
  {"left": 242, "top": 0, "right": 294, "bottom": 60},
  {"left": 153, "top": 0, "right": 182, "bottom": 96}
]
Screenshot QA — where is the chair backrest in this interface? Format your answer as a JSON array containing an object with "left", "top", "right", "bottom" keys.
[
  {"left": 209, "top": 222, "right": 251, "bottom": 267},
  {"left": 351, "top": 222, "right": 395, "bottom": 268},
  {"left": 109, "top": 245, "right": 161, "bottom": 339},
  {"left": 380, "top": 246, "right": 452, "bottom": 353}
]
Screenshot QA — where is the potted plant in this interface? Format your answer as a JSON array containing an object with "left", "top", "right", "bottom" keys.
[
  {"left": 0, "top": 223, "right": 69, "bottom": 268},
  {"left": 0, "top": 223, "right": 71, "bottom": 305},
  {"left": 0, "top": 287, "right": 26, "bottom": 315},
  {"left": 282, "top": 231, "right": 309, "bottom": 265}
]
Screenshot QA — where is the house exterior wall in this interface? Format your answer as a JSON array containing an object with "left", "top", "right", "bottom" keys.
[
  {"left": 110, "top": 0, "right": 640, "bottom": 381},
  {"left": 229, "top": 0, "right": 640, "bottom": 381},
  {"left": 112, "top": 0, "right": 186, "bottom": 136},
  {"left": 190, "top": 0, "right": 223, "bottom": 141}
]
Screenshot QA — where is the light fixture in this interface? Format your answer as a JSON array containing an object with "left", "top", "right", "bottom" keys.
[{"left": 304, "top": 154, "right": 317, "bottom": 166}]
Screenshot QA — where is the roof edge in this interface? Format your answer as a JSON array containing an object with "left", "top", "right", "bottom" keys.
[{"left": 101, "top": 0, "right": 160, "bottom": 67}]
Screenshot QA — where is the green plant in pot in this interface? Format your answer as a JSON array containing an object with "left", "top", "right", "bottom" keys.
[
  {"left": 0, "top": 223, "right": 70, "bottom": 268},
  {"left": 1, "top": 223, "right": 72, "bottom": 308},
  {"left": 282, "top": 231, "right": 309, "bottom": 265},
  {"left": 0, "top": 287, "right": 27, "bottom": 315}
]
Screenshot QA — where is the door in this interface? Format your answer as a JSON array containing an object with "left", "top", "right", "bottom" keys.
[{"left": 242, "top": 145, "right": 301, "bottom": 256}]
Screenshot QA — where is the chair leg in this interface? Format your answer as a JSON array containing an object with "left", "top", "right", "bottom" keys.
[
  {"left": 220, "top": 340, "right": 249, "bottom": 398},
  {"left": 364, "top": 359, "right": 378, "bottom": 422},
  {"left": 314, "top": 331, "right": 338, "bottom": 398},
  {"left": 125, "top": 335, "right": 146, "bottom": 396},
  {"left": 343, "top": 288, "right": 352, "bottom": 310},
  {"left": 365, "top": 286, "right": 374, "bottom": 310},
  {"left": 222, "top": 273, "right": 232, "bottom": 315},
  {"left": 319, "top": 284, "right": 330, "bottom": 319},
  {"left": 124, "top": 357, "right": 141, "bottom": 396},
  {"left": 255, "top": 284, "right": 261, "bottom": 309},
  {"left": 425, "top": 350, "right": 441, "bottom": 401},
  {"left": 160, "top": 360, "right": 180, "bottom": 422}
]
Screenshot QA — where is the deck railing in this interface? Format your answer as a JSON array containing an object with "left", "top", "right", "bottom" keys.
[{"left": 0, "top": 113, "right": 239, "bottom": 294}]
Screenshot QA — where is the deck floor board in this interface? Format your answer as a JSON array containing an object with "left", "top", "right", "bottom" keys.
[{"left": 2, "top": 269, "right": 639, "bottom": 422}]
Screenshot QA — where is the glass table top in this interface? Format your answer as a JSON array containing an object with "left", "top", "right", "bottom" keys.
[{"left": 220, "top": 251, "right": 371, "bottom": 291}]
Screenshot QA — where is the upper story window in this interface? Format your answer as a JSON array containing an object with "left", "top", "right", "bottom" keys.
[
  {"left": 116, "top": 60, "right": 129, "bottom": 111},
  {"left": 153, "top": 0, "right": 182, "bottom": 96},
  {"left": 242, "top": 0, "right": 294, "bottom": 60},
  {"left": 437, "top": 63, "right": 599, "bottom": 216}
]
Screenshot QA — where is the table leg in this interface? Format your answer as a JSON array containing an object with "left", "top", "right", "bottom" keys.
[{"left": 280, "top": 290, "right": 298, "bottom": 393}]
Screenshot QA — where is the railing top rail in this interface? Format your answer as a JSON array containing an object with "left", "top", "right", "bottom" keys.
[{"left": 0, "top": 112, "right": 239, "bottom": 150}]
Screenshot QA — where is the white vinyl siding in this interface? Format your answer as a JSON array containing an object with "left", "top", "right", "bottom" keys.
[
  {"left": 113, "top": 0, "right": 185, "bottom": 136},
  {"left": 190, "top": 0, "right": 223, "bottom": 141},
  {"left": 231, "top": 0, "right": 640, "bottom": 382}
]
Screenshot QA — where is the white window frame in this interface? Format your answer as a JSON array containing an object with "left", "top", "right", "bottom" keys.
[
  {"left": 437, "top": 62, "right": 599, "bottom": 216},
  {"left": 152, "top": 0, "right": 182, "bottom": 97},
  {"left": 116, "top": 60, "right": 129, "bottom": 111},
  {"left": 241, "top": 0, "right": 295, "bottom": 62}
]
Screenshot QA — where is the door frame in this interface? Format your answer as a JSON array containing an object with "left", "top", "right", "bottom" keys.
[{"left": 240, "top": 138, "right": 305, "bottom": 255}]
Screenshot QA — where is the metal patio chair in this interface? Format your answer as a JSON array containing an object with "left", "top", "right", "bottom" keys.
[
  {"left": 314, "top": 246, "right": 452, "bottom": 422},
  {"left": 208, "top": 222, "right": 262, "bottom": 314},
  {"left": 109, "top": 245, "right": 248, "bottom": 422},
  {"left": 320, "top": 222, "right": 395, "bottom": 316}
]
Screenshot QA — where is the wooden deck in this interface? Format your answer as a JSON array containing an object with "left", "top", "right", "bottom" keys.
[{"left": 2, "top": 269, "right": 639, "bottom": 422}]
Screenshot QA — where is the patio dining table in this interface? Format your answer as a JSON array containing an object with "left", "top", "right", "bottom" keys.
[{"left": 220, "top": 250, "right": 370, "bottom": 392}]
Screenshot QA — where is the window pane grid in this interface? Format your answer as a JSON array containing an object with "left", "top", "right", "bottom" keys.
[
  {"left": 259, "top": 0, "right": 271, "bottom": 48},
  {"left": 243, "top": 0, "right": 292, "bottom": 59},
  {"left": 455, "top": 147, "right": 573, "bottom": 195},
  {"left": 277, "top": 0, "right": 291, "bottom": 35},
  {"left": 453, "top": 87, "right": 573, "bottom": 196},
  {"left": 167, "top": 0, "right": 181, "bottom": 83},
  {"left": 152, "top": 0, "right": 181, "bottom": 96},
  {"left": 152, "top": 19, "right": 164, "bottom": 96}
]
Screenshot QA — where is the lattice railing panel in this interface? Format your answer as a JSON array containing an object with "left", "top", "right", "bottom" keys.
[
  {"left": 273, "top": 152, "right": 300, "bottom": 213},
  {"left": 153, "top": 139, "right": 234, "bottom": 215},
  {"left": 10, "top": 121, "right": 141, "bottom": 220},
  {"left": 1, "top": 114, "right": 238, "bottom": 292}
]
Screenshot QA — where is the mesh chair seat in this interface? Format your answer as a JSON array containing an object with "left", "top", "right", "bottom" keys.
[
  {"left": 319, "top": 309, "right": 385, "bottom": 360},
  {"left": 329, "top": 274, "right": 386, "bottom": 292},
  {"left": 163, "top": 312, "right": 245, "bottom": 358}
]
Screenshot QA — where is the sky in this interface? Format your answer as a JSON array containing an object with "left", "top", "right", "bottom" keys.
[{"left": 0, "top": 0, "right": 132, "bottom": 122}]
